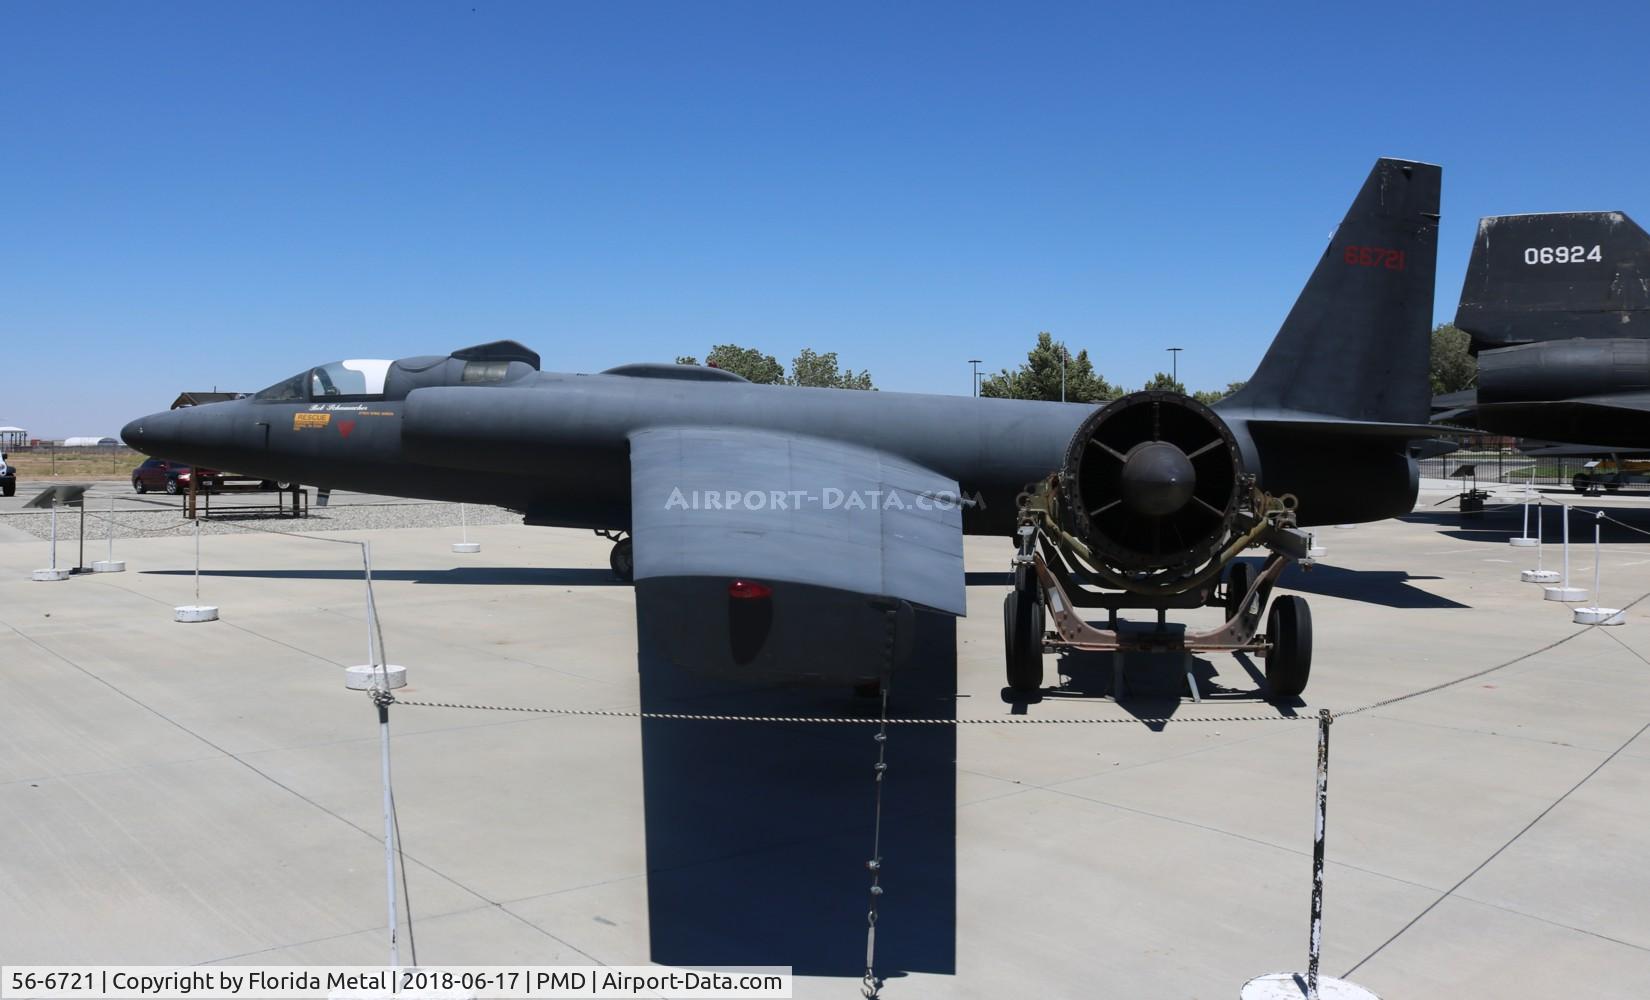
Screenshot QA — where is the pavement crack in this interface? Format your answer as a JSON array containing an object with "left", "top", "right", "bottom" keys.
[{"left": 1342, "top": 716, "right": 1650, "bottom": 978}]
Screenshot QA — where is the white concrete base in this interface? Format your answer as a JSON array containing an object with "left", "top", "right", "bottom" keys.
[
  {"left": 344, "top": 663, "right": 408, "bottom": 690},
  {"left": 451, "top": 542, "right": 482, "bottom": 554},
  {"left": 1241, "top": 973, "right": 1380, "bottom": 999},
  {"left": 1574, "top": 606, "right": 1626, "bottom": 626},
  {"left": 1508, "top": 537, "right": 1537, "bottom": 547},
  {"left": 1543, "top": 586, "right": 1588, "bottom": 602},
  {"left": 1307, "top": 546, "right": 1327, "bottom": 559},
  {"left": 174, "top": 605, "right": 219, "bottom": 623},
  {"left": 1521, "top": 569, "right": 1560, "bottom": 583},
  {"left": 92, "top": 560, "right": 126, "bottom": 573},
  {"left": 32, "top": 568, "right": 71, "bottom": 582}
]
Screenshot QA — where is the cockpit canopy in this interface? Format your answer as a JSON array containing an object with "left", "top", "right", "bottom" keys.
[{"left": 252, "top": 341, "right": 540, "bottom": 402}]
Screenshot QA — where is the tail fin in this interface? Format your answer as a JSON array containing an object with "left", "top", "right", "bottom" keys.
[
  {"left": 1455, "top": 211, "right": 1650, "bottom": 348},
  {"left": 1224, "top": 158, "right": 1440, "bottom": 424}
]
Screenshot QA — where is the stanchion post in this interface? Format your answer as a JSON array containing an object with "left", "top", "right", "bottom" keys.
[
  {"left": 377, "top": 689, "right": 401, "bottom": 969},
  {"left": 1544, "top": 503, "right": 1589, "bottom": 601},
  {"left": 1307, "top": 708, "right": 1331, "bottom": 998},
  {"left": 453, "top": 504, "right": 481, "bottom": 553},
  {"left": 1241, "top": 709, "right": 1377, "bottom": 1000},
  {"left": 174, "top": 512, "right": 219, "bottom": 621}
]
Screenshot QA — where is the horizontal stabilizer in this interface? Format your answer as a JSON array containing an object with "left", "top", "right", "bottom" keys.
[{"left": 1246, "top": 416, "right": 1470, "bottom": 440}]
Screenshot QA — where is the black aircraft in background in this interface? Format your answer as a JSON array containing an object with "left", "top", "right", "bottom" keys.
[{"left": 1436, "top": 211, "right": 1650, "bottom": 448}]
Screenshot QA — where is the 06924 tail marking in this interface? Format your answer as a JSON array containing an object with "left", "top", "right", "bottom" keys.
[{"left": 1523, "top": 245, "right": 1602, "bottom": 265}]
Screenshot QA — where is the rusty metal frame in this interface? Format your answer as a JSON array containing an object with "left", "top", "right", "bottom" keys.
[{"left": 1032, "top": 547, "right": 1288, "bottom": 655}]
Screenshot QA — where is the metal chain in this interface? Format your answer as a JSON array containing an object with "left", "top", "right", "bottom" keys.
[
  {"left": 860, "top": 611, "right": 896, "bottom": 1000},
  {"left": 389, "top": 697, "right": 1310, "bottom": 726}
]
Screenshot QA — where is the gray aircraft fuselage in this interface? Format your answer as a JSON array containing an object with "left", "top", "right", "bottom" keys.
[{"left": 122, "top": 364, "right": 1415, "bottom": 535}]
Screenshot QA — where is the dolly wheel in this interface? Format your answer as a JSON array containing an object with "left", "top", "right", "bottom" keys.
[
  {"left": 1264, "top": 595, "right": 1313, "bottom": 700},
  {"left": 1003, "top": 587, "right": 1045, "bottom": 693},
  {"left": 609, "top": 537, "right": 635, "bottom": 582}
]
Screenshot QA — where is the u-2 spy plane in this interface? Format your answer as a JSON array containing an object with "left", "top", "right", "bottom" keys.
[{"left": 124, "top": 158, "right": 1441, "bottom": 700}]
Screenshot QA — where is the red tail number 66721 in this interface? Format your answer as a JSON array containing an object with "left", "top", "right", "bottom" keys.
[{"left": 1342, "top": 246, "right": 1406, "bottom": 270}]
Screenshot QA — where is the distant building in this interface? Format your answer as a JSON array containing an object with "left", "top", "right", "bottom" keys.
[
  {"left": 63, "top": 436, "right": 119, "bottom": 447},
  {"left": 0, "top": 426, "right": 26, "bottom": 450},
  {"left": 171, "top": 391, "right": 242, "bottom": 409}
]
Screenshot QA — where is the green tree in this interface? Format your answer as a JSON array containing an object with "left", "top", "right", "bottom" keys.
[
  {"left": 1430, "top": 323, "right": 1476, "bottom": 395},
  {"left": 1142, "top": 371, "right": 1187, "bottom": 394},
  {"left": 979, "top": 332, "right": 1119, "bottom": 402},
  {"left": 685, "top": 344, "right": 785, "bottom": 384},
  {"left": 1192, "top": 380, "right": 1247, "bottom": 406},
  {"left": 788, "top": 348, "right": 874, "bottom": 390}
]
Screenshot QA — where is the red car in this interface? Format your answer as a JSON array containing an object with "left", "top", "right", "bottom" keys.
[{"left": 131, "top": 458, "right": 223, "bottom": 495}]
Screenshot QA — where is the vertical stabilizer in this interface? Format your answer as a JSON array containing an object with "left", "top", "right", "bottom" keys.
[
  {"left": 1455, "top": 211, "right": 1650, "bottom": 349},
  {"left": 1224, "top": 158, "right": 1440, "bottom": 425}
]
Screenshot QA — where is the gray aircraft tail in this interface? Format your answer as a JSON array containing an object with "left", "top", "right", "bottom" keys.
[
  {"left": 1224, "top": 158, "right": 1440, "bottom": 426},
  {"left": 1454, "top": 211, "right": 1650, "bottom": 349}
]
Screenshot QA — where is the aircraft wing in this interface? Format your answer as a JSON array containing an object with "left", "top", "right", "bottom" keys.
[
  {"left": 1430, "top": 393, "right": 1650, "bottom": 449},
  {"left": 628, "top": 427, "right": 966, "bottom": 616}
]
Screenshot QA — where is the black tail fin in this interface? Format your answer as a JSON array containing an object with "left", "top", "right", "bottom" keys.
[
  {"left": 1224, "top": 158, "right": 1440, "bottom": 425},
  {"left": 1455, "top": 211, "right": 1650, "bottom": 348}
]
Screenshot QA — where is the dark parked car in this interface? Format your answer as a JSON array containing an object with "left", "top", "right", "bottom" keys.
[
  {"left": 131, "top": 458, "right": 222, "bottom": 495},
  {"left": 0, "top": 452, "right": 14, "bottom": 497}
]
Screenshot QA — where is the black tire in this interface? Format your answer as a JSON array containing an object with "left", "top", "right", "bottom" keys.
[
  {"left": 1, "top": 481, "right": 13, "bottom": 498},
  {"left": 1224, "top": 561, "right": 1256, "bottom": 626},
  {"left": 165, "top": 479, "right": 180, "bottom": 495},
  {"left": 1003, "top": 587, "right": 1045, "bottom": 693},
  {"left": 133, "top": 479, "right": 146, "bottom": 494},
  {"left": 609, "top": 537, "right": 634, "bottom": 582},
  {"left": 1264, "top": 595, "right": 1313, "bottom": 700}
]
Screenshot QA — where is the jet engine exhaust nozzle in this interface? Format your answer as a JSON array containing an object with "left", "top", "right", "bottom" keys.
[
  {"left": 1119, "top": 441, "right": 1197, "bottom": 517},
  {"left": 1060, "top": 391, "right": 1244, "bottom": 575}
]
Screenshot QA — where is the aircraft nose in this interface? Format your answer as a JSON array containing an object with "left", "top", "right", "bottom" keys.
[{"left": 122, "top": 409, "right": 184, "bottom": 455}]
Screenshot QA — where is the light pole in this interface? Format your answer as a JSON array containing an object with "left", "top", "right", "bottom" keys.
[
  {"left": 969, "top": 359, "right": 982, "bottom": 398},
  {"left": 1167, "top": 347, "right": 1183, "bottom": 387}
]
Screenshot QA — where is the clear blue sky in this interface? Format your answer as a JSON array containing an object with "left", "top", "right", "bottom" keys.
[{"left": 4, "top": 2, "right": 1647, "bottom": 437}]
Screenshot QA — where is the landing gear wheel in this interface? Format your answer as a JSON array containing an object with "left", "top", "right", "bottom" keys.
[
  {"left": 1264, "top": 595, "right": 1313, "bottom": 700},
  {"left": 1224, "top": 561, "right": 1265, "bottom": 636},
  {"left": 608, "top": 537, "right": 634, "bottom": 582},
  {"left": 1003, "top": 583, "right": 1045, "bottom": 693}
]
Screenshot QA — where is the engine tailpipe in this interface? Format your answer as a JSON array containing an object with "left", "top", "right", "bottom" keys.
[{"left": 1060, "top": 391, "right": 1244, "bottom": 575}]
